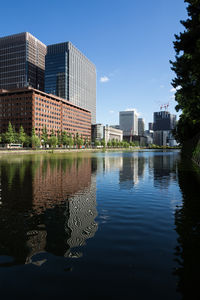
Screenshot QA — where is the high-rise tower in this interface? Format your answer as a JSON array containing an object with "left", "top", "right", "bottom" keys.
[
  {"left": 119, "top": 110, "right": 138, "bottom": 136},
  {"left": 0, "top": 32, "right": 46, "bottom": 91},
  {"left": 45, "top": 42, "right": 96, "bottom": 123}
]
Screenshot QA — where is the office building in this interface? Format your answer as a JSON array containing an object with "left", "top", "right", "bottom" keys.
[
  {"left": 148, "top": 122, "right": 153, "bottom": 131},
  {"left": 138, "top": 118, "right": 145, "bottom": 136},
  {"left": 153, "top": 111, "right": 176, "bottom": 131},
  {"left": 119, "top": 110, "right": 138, "bottom": 137},
  {"left": 0, "top": 87, "right": 91, "bottom": 139},
  {"left": 91, "top": 124, "right": 104, "bottom": 142},
  {"left": 104, "top": 125, "right": 123, "bottom": 143},
  {"left": 45, "top": 42, "right": 96, "bottom": 123},
  {"left": 153, "top": 111, "right": 177, "bottom": 146},
  {"left": 144, "top": 130, "right": 153, "bottom": 145},
  {"left": 0, "top": 32, "right": 46, "bottom": 91}
]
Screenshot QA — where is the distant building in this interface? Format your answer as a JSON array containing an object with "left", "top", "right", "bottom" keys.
[
  {"left": 153, "top": 111, "right": 176, "bottom": 131},
  {"left": 91, "top": 124, "right": 104, "bottom": 142},
  {"left": 144, "top": 130, "right": 153, "bottom": 145},
  {"left": 104, "top": 125, "right": 123, "bottom": 143},
  {"left": 148, "top": 122, "right": 153, "bottom": 131},
  {"left": 110, "top": 125, "right": 120, "bottom": 129},
  {"left": 119, "top": 110, "right": 138, "bottom": 138},
  {"left": 0, "top": 87, "right": 91, "bottom": 139},
  {"left": 45, "top": 42, "right": 96, "bottom": 123},
  {"left": 138, "top": 118, "right": 145, "bottom": 136},
  {"left": 153, "top": 131, "right": 169, "bottom": 146},
  {"left": 153, "top": 111, "right": 177, "bottom": 146},
  {"left": 0, "top": 32, "right": 46, "bottom": 91}
]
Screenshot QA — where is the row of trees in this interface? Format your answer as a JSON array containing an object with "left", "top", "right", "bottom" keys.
[
  {"left": 94, "top": 139, "right": 139, "bottom": 148},
  {"left": 0, "top": 122, "right": 140, "bottom": 149},
  {"left": 0, "top": 122, "right": 87, "bottom": 148}
]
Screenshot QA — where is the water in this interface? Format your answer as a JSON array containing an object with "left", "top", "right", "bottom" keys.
[{"left": 0, "top": 150, "right": 200, "bottom": 299}]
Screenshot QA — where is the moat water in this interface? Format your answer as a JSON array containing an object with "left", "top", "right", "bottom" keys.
[{"left": 0, "top": 150, "right": 200, "bottom": 299}]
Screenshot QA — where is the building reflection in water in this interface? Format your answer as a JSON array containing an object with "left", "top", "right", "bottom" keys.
[
  {"left": 174, "top": 159, "right": 200, "bottom": 299},
  {"left": 148, "top": 151, "right": 178, "bottom": 190},
  {"left": 0, "top": 155, "right": 97, "bottom": 266},
  {"left": 119, "top": 153, "right": 146, "bottom": 189}
]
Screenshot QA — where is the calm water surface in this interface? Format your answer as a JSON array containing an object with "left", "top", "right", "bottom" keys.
[{"left": 0, "top": 150, "right": 200, "bottom": 299}]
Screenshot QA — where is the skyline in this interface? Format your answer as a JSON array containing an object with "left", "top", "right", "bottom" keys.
[{"left": 0, "top": 0, "right": 187, "bottom": 128}]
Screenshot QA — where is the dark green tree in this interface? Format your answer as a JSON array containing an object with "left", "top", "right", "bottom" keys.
[
  {"left": 170, "top": 0, "right": 200, "bottom": 143},
  {"left": 13, "top": 125, "right": 19, "bottom": 143},
  {"left": 48, "top": 129, "right": 58, "bottom": 148},
  {"left": 57, "top": 130, "right": 62, "bottom": 147},
  {"left": 68, "top": 133, "right": 74, "bottom": 148},
  {"left": 41, "top": 126, "right": 48, "bottom": 147},
  {"left": 94, "top": 139, "right": 101, "bottom": 147},
  {"left": 4, "top": 122, "right": 15, "bottom": 144},
  {"left": 31, "top": 127, "right": 40, "bottom": 148},
  {"left": 61, "top": 131, "right": 67, "bottom": 146},
  {"left": 101, "top": 139, "right": 106, "bottom": 147},
  {"left": 18, "top": 125, "right": 26, "bottom": 146}
]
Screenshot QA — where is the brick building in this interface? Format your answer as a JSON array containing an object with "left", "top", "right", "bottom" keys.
[{"left": 0, "top": 87, "right": 91, "bottom": 139}]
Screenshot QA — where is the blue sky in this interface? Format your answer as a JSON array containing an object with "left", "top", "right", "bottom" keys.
[{"left": 1, "top": 0, "right": 187, "bottom": 128}]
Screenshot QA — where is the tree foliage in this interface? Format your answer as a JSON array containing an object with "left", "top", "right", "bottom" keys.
[
  {"left": 170, "top": 0, "right": 200, "bottom": 143},
  {"left": 48, "top": 129, "right": 58, "bottom": 148},
  {"left": 4, "top": 122, "right": 15, "bottom": 144},
  {"left": 41, "top": 126, "right": 48, "bottom": 147},
  {"left": 18, "top": 125, "right": 26, "bottom": 145},
  {"left": 31, "top": 127, "right": 40, "bottom": 148}
]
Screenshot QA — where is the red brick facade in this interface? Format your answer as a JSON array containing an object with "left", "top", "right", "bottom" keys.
[{"left": 0, "top": 87, "right": 91, "bottom": 138}]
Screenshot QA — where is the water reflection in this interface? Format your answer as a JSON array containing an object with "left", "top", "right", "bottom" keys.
[
  {"left": 0, "top": 155, "right": 97, "bottom": 266},
  {"left": 95, "top": 151, "right": 178, "bottom": 190},
  {"left": 150, "top": 152, "right": 178, "bottom": 189},
  {"left": 1, "top": 150, "right": 200, "bottom": 299},
  {"left": 174, "top": 159, "right": 200, "bottom": 299}
]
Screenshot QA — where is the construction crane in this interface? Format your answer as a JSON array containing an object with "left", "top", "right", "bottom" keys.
[{"left": 160, "top": 103, "right": 169, "bottom": 111}]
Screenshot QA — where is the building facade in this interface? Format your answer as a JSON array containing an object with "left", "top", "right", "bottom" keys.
[
  {"left": 91, "top": 124, "right": 104, "bottom": 142},
  {"left": 104, "top": 125, "right": 123, "bottom": 143},
  {"left": 153, "top": 111, "right": 177, "bottom": 146},
  {"left": 148, "top": 122, "right": 153, "bottom": 131},
  {"left": 0, "top": 87, "right": 91, "bottom": 139},
  {"left": 45, "top": 42, "right": 96, "bottom": 123},
  {"left": 119, "top": 110, "right": 138, "bottom": 137},
  {"left": 138, "top": 118, "right": 145, "bottom": 136},
  {"left": 0, "top": 32, "right": 46, "bottom": 91},
  {"left": 153, "top": 111, "right": 176, "bottom": 131}
]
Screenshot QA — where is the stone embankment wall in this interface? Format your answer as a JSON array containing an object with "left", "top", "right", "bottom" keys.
[{"left": 182, "top": 133, "right": 200, "bottom": 167}]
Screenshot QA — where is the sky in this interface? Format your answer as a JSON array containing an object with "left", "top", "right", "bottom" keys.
[{"left": 0, "top": 0, "right": 187, "bottom": 128}]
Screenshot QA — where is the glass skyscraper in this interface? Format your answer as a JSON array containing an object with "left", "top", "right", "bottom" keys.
[
  {"left": 45, "top": 42, "right": 96, "bottom": 123},
  {"left": 0, "top": 32, "right": 46, "bottom": 91}
]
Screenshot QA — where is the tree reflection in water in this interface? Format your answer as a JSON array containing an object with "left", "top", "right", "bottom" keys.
[{"left": 174, "top": 158, "right": 200, "bottom": 299}]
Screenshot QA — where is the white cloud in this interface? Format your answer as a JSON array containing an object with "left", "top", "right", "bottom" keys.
[
  {"left": 170, "top": 87, "right": 176, "bottom": 93},
  {"left": 160, "top": 85, "right": 165, "bottom": 89},
  {"left": 109, "top": 110, "right": 114, "bottom": 114},
  {"left": 170, "top": 86, "right": 181, "bottom": 93},
  {"left": 100, "top": 76, "right": 109, "bottom": 83}
]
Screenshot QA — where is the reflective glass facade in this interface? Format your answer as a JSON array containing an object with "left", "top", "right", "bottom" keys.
[
  {"left": 153, "top": 111, "right": 176, "bottom": 131},
  {"left": 45, "top": 42, "right": 96, "bottom": 123},
  {"left": 0, "top": 32, "right": 46, "bottom": 91}
]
